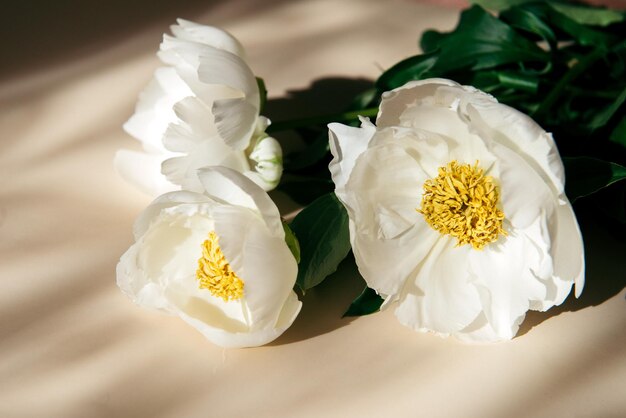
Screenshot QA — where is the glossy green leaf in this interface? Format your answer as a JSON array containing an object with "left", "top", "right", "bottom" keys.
[
  {"left": 609, "top": 117, "right": 626, "bottom": 149},
  {"left": 430, "top": 6, "right": 549, "bottom": 73},
  {"left": 343, "top": 287, "right": 384, "bottom": 317},
  {"left": 548, "top": 3, "right": 625, "bottom": 27},
  {"left": 500, "top": 5, "right": 556, "bottom": 46},
  {"left": 282, "top": 221, "right": 301, "bottom": 264},
  {"left": 290, "top": 193, "right": 352, "bottom": 291},
  {"left": 376, "top": 52, "right": 437, "bottom": 91},
  {"left": 564, "top": 157, "right": 626, "bottom": 201}
]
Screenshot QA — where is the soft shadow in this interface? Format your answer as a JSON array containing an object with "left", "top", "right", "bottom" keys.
[
  {"left": 270, "top": 253, "right": 366, "bottom": 345},
  {"left": 518, "top": 205, "right": 626, "bottom": 335},
  {"left": 1, "top": 0, "right": 296, "bottom": 84},
  {"left": 264, "top": 77, "right": 374, "bottom": 121}
]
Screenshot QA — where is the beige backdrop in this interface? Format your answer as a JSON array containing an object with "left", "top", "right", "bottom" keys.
[{"left": 1, "top": 1, "right": 625, "bottom": 417}]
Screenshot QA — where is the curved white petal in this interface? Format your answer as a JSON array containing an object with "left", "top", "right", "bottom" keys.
[
  {"left": 114, "top": 149, "right": 177, "bottom": 197},
  {"left": 550, "top": 200, "right": 585, "bottom": 297},
  {"left": 171, "top": 19, "right": 246, "bottom": 58},
  {"left": 211, "top": 206, "right": 298, "bottom": 328},
  {"left": 197, "top": 166, "right": 283, "bottom": 237},
  {"left": 468, "top": 233, "right": 547, "bottom": 340},
  {"left": 197, "top": 49, "right": 259, "bottom": 106},
  {"left": 394, "top": 236, "right": 483, "bottom": 334},
  {"left": 212, "top": 98, "right": 258, "bottom": 150},
  {"left": 328, "top": 118, "right": 376, "bottom": 197}
]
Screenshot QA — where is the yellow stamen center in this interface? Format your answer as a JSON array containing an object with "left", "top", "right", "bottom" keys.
[
  {"left": 418, "top": 160, "right": 506, "bottom": 250},
  {"left": 196, "top": 232, "right": 244, "bottom": 301}
]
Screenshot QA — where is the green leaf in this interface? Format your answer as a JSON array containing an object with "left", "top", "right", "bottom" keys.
[
  {"left": 588, "top": 86, "right": 626, "bottom": 131},
  {"left": 470, "top": 0, "right": 534, "bottom": 11},
  {"left": 563, "top": 157, "right": 626, "bottom": 201},
  {"left": 256, "top": 77, "right": 267, "bottom": 113},
  {"left": 500, "top": 5, "right": 556, "bottom": 46},
  {"left": 420, "top": 30, "right": 447, "bottom": 54},
  {"left": 282, "top": 221, "right": 301, "bottom": 264},
  {"left": 541, "top": 4, "right": 619, "bottom": 47},
  {"left": 343, "top": 287, "right": 384, "bottom": 317},
  {"left": 278, "top": 177, "right": 334, "bottom": 206},
  {"left": 376, "top": 52, "right": 437, "bottom": 91},
  {"left": 609, "top": 116, "right": 626, "bottom": 148},
  {"left": 289, "top": 193, "right": 352, "bottom": 291},
  {"left": 430, "top": 6, "right": 549, "bottom": 73},
  {"left": 548, "top": 3, "right": 625, "bottom": 27},
  {"left": 283, "top": 133, "right": 330, "bottom": 171}
]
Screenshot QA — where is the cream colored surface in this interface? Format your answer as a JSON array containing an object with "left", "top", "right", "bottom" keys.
[{"left": 1, "top": 1, "right": 625, "bottom": 417}]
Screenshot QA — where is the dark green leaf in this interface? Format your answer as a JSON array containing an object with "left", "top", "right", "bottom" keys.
[
  {"left": 541, "top": 4, "right": 619, "bottom": 47},
  {"left": 564, "top": 157, "right": 626, "bottom": 201},
  {"left": 430, "top": 6, "right": 549, "bottom": 73},
  {"left": 420, "top": 30, "right": 447, "bottom": 53},
  {"left": 343, "top": 287, "right": 384, "bottom": 317},
  {"left": 609, "top": 117, "right": 626, "bottom": 149},
  {"left": 470, "top": 0, "right": 534, "bottom": 11},
  {"left": 278, "top": 177, "right": 334, "bottom": 206},
  {"left": 500, "top": 5, "right": 556, "bottom": 46},
  {"left": 548, "top": 3, "right": 625, "bottom": 27},
  {"left": 282, "top": 221, "right": 301, "bottom": 264},
  {"left": 256, "top": 77, "right": 267, "bottom": 113},
  {"left": 290, "top": 193, "right": 352, "bottom": 291},
  {"left": 376, "top": 52, "right": 437, "bottom": 91},
  {"left": 588, "top": 86, "right": 626, "bottom": 131},
  {"left": 283, "top": 133, "right": 330, "bottom": 171}
]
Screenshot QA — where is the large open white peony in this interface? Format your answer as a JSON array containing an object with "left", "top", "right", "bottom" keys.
[
  {"left": 328, "top": 78, "right": 584, "bottom": 342},
  {"left": 117, "top": 167, "right": 300, "bottom": 348},
  {"left": 116, "top": 19, "right": 282, "bottom": 196}
]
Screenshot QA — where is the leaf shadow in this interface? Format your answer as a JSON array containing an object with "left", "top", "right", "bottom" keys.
[{"left": 518, "top": 204, "right": 626, "bottom": 336}]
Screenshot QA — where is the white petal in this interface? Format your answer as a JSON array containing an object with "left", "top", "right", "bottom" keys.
[
  {"left": 114, "top": 149, "right": 177, "bottom": 197},
  {"left": 464, "top": 99, "right": 565, "bottom": 195},
  {"left": 550, "top": 200, "right": 585, "bottom": 298},
  {"left": 212, "top": 206, "right": 298, "bottom": 329},
  {"left": 171, "top": 19, "right": 246, "bottom": 58},
  {"left": 468, "top": 233, "right": 547, "bottom": 340},
  {"left": 197, "top": 49, "right": 259, "bottom": 105},
  {"left": 212, "top": 98, "right": 258, "bottom": 150},
  {"left": 124, "top": 67, "right": 192, "bottom": 150},
  {"left": 495, "top": 143, "right": 556, "bottom": 229},
  {"left": 394, "top": 236, "right": 483, "bottom": 334},
  {"left": 197, "top": 166, "right": 283, "bottom": 237},
  {"left": 133, "top": 190, "right": 211, "bottom": 238},
  {"left": 376, "top": 78, "right": 462, "bottom": 128},
  {"left": 328, "top": 119, "right": 376, "bottom": 197}
]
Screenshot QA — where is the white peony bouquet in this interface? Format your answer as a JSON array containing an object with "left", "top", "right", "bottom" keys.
[{"left": 117, "top": 1, "right": 626, "bottom": 347}]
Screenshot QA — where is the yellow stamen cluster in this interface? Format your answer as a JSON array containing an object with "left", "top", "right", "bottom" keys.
[
  {"left": 418, "top": 161, "right": 506, "bottom": 250},
  {"left": 196, "top": 232, "right": 244, "bottom": 301}
]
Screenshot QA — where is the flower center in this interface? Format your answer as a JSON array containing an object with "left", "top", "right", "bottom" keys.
[
  {"left": 418, "top": 160, "right": 506, "bottom": 250},
  {"left": 196, "top": 232, "right": 244, "bottom": 301}
]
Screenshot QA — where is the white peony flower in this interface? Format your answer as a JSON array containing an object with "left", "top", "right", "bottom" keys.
[
  {"left": 116, "top": 167, "right": 301, "bottom": 348},
  {"left": 115, "top": 19, "right": 282, "bottom": 196},
  {"left": 328, "top": 78, "right": 584, "bottom": 342}
]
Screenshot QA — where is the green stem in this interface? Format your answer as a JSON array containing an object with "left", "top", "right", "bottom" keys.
[{"left": 267, "top": 107, "right": 379, "bottom": 133}]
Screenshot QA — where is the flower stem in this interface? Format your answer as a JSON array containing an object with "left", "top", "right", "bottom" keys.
[{"left": 267, "top": 107, "right": 379, "bottom": 133}]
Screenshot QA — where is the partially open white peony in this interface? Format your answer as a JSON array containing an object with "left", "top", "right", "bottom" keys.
[
  {"left": 116, "top": 19, "right": 282, "bottom": 196},
  {"left": 117, "top": 167, "right": 300, "bottom": 348}
]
